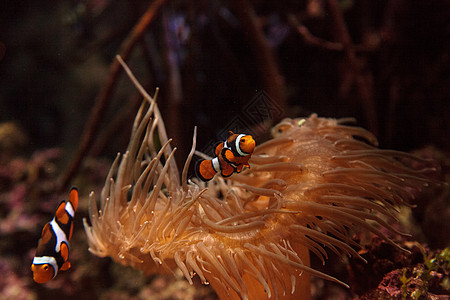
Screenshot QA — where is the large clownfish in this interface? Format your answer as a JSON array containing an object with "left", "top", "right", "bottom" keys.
[
  {"left": 31, "top": 187, "right": 78, "bottom": 283},
  {"left": 197, "top": 131, "right": 255, "bottom": 181}
]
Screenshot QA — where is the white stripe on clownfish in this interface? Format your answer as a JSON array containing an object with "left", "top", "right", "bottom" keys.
[
  {"left": 211, "top": 157, "right": 220, "bottom": 172},
  {"left": 65, "top": 201, "right": 75, "bottom": 218},
  {"left": 49, "top": 218, "right": 68, "bottom": 254},
  {"left": 235, "top": 134, "right": 248, "bottom": 156},
  {"left": 224, "top": 133, "right": 248, "bottom": 157}
]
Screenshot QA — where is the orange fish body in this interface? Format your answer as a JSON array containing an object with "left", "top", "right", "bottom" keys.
[
  {"left": 197, "top": 131, "right": 255, "bottom": 181},
  {"left": 31, "top": 187, "right": 79, "bottom": 283}
]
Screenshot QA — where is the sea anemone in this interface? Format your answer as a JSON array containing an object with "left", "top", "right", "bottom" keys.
[{"left": 83, "top": 57, "right": 434, "bottom": 300}]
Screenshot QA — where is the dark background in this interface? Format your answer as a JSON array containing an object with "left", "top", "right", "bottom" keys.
[{"left": 1, "top": 1, "right": 449, "bottom": 160}]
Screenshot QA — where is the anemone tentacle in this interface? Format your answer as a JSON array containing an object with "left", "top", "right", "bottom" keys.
[{"left": 83, "top": 58, "right": 435, "bottom": 300}]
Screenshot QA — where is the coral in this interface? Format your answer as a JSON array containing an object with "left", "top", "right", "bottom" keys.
[
  {"left": 0, "top": 122, "right": 28, "bottom": 157},
  {"left": 83, "top": 60, "right": 436, "bottom": 300},
  {"left": 0, "top": 148, "right": 62, "bottom": 234},
  {"left": 0, "top": 257, "right": 35, "bottom": 300},
  {"left": 358, "top": 245, "right": 450, "bottom": 299},
  {"left": 0, "top": 146, "right": 64, "bottom": 300}
]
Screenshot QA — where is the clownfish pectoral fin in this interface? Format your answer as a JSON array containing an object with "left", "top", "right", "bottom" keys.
[
  {"left": 221, "top": 164, "right": 235, "bottom": 177},
  {"left": 222, "top": 148, "right": 235, "bottom": 164},
  {"left": 60, "top": 261, "right": 71, "bottom": 271},
  {"left": 196, "top": 159, "right": 217, "bottom": 181},
  {"left": 69, "top": 187, "right": 79, "bottom": 212},
  {"left": 235, "top": 164, "right": 244, "bottom": 173},
  {"left": 60, "top": 242, "right": 71, "bottom": 271},
  {"left": 60, "top": 242, "right": 69, "bottom": 261},
  {"left": 214, "top": 141, "right": 224, "bottom": 157}
]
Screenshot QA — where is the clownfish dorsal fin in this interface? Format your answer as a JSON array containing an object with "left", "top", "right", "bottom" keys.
[
  {"left": 228, "top": 131, "right": 234, "bottom": 137},
  {"left": 69, "top": 187, "right": 79, "bottom": 211},
  {"left": 55, "top": 201, "right": 66, "bottom": 219}
]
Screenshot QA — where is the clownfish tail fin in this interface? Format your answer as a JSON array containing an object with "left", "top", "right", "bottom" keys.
[
  {"left": 69, "top": 187, "right": 79, "bottom": 212},
  {"left": 196, "top": 159, "right": 217, "bottom": 181}
]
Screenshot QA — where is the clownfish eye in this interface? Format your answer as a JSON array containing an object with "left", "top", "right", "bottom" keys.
[
  {"left": 44, "top": 265, "right": 49, "bottom": 270},
  {"left": 240, "top": 139, "right": 245, "bottom": 143}
]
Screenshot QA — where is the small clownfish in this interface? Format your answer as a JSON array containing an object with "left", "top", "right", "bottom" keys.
[
  {"left": 31, "top": 187, "right": 79, "bottom": 283},
  {"left": 197, "top": 131, "right": 256, "bottom": 181}
]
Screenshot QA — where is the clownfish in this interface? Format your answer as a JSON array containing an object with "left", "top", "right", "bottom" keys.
[
  {"left": 197, "top": 131, "right": 255, "bottom": 181},
  {"left": 31, "top": 187, "right": 79, "bottom": 283}
]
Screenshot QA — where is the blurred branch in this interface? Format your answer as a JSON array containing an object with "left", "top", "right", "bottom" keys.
[
  {"left": 89, "top": 93, "right": 142, "bottom": 157},
  {"left": 287, "top": 14, "right": 343, "bottom": 52},
  {"left": 231, "top": 0, "right": 285, "bottom": 123},
  {"left": 382, "top": 0, "right": 403, "bottom": 146},
  {"left": 58, "top": 0, "right": 168, "bottom": 192},
  {"left": 326, "top": 0, "right": 378, "bottom": 135},
  {"left": 160, "top": 9, "right": 184, "bottom": 165}
]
